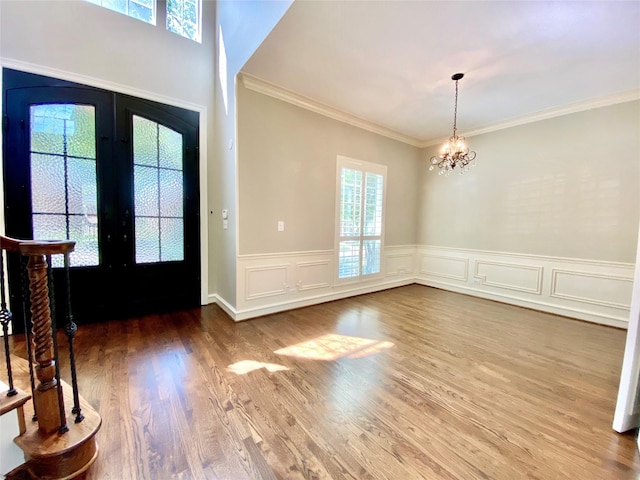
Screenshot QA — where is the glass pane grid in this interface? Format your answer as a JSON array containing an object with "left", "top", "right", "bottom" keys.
[
  {"left": 30, "top": 104, "right": 99, "bottom": 267},
  {"left": 363, "top": 173, "right": 383, "bottom": 236},
  {"left": 338, "top": 241, "right": 360, "bottom": 279},
  {"left": 339, "top": 168, "right": 362, "bottom": 237},
  {"left": 133, "top": 116, "right": 185, "bottom": 264},
  {"left": 85, "top": 0, "right": 155, "bottom": 25},
  {"left": 167, "top": 0, "right": 201, "bottom": 42},
  {"left": 362, "top": 240, "right": 381, "bottom": 275},
  {"left": 337, "top": 163, "right": 384, "bottom": 281}
]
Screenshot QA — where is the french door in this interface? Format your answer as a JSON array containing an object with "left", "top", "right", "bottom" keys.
[{"left": 2, "top": 69, "right": 200, "bottom": 329}]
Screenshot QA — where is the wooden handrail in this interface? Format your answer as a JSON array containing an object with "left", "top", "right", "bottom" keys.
[
  {"left": 0, "top": 235, "right": 21, "bottom": 253},
  {"left": 0, "top": 235, "right": 75, "bottom": 255}
]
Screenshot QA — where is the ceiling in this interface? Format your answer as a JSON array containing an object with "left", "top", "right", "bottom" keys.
[{"left": 241, "top": 1, "right": 640, "bottom": 146}]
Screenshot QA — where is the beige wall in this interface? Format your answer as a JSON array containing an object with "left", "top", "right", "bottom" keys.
[
  {"left": 418, "top": 100, "right": 640, "bottom": 263},
  {"left": 237, "top": 82, "right": 421, "bottom": 255}
]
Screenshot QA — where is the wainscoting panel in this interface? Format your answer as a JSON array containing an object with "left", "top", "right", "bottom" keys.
[
  {"left": 419, "top": 254, "right": 468, "bottom": 281},
  {"left": 550, "top": 269, "right": 633, "bottom": 309},
  {"left": 235, "top": 247, "right": 414, "bottom": 321},
  {"left": 416, "top": 245, "right": 633, "bottom": 328},
  {"left": 245, "top": 265, "right": 289, "bottom": 301},
  {"left": 386, "top": 247, "right": 416, "bottom": 277},
  {"left": 474, "top": 261, "right": 543, "bottom": 295},
  {"left": 296, "top": 260, "right": 332, "bottom": 291}
]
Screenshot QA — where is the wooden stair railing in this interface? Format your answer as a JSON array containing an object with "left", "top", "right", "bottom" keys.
[{"left": 0, "top": 235, "right": 101, "bottom": 480}]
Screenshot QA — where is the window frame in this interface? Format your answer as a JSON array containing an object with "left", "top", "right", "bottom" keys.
[{"left": 334, "top": 155, "right": 387, "bottom": 284}]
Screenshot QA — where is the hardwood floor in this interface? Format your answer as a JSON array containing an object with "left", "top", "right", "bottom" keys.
[{"left": 5, "top": 284, "right": 640, "bottom": 479}]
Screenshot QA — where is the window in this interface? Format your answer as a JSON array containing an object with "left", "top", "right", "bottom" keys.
[
  {"left": 86, "top": 0, "right": 156, "bottom": 25},
  {"left": 336, "top": 156, "right": 386, "bottom": 281},
  {"left": 86, "top": 0, "right": 202, "bottom": 42},
  {"left": 167, "top": 0, "right": 202, "bottom": 42}
]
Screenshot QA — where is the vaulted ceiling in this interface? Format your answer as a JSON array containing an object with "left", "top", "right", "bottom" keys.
[{"left": 241, "top": 1, "right": 640, "bottom": 146}]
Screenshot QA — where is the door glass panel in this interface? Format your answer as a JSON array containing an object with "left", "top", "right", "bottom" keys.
[
  {"left": 160, "top": 218, "right": 184, "bottom": 262},
  {"left": 133, "top": 165, "right": 159, "bottom": 216},
  {"left": 159, "top": 125, "right": 183, "bottom": 169},
  {"left": 132, "top": 116, "right": 157, "bottom": 166},
  {"left": 32, "top": 214, "right": 67, "bottom": 242},
  {"left": 135, "top": 217, "right": 160, "bottom": 263},
  {"left": 133, "top": 115, "right": 184, "bottom": 264},
  {"left": 30, "top": 104, "right": 99, "bottom": 267},
  {"left": 31, "top": 154, "right": 65, "bottom": 213},
  {"left": 159, "top": 169, "right": 182, "bottom": 217}
]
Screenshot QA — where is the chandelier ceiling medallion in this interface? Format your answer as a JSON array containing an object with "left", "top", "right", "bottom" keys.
[{"left": 429, "top": 73, "right": 476, "bottom": 176}]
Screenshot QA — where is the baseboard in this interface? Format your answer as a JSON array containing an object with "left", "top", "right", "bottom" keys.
[
  {"left": 207, "top": 294, "right": 238, "bottom": 321},
  {"left": 233, "top": 278, "right": 415, "bottom": 321},
  {"left": 415, "top": 279, "right": 628, "bottom": 328}
]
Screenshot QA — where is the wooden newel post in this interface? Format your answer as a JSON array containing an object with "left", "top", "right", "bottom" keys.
[{"left": 20, "top": 240, "right": 75, "bottom": 434}]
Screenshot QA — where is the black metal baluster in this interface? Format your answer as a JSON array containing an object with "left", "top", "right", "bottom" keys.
[
  {"left": 0, "top": 249, "right": 17, "bottom": 397},
  {"left": 47, "top": 255, "right": 68, "bottom": 434},
  {"left": 63, "top": 252, "right": 83, "bottom": 423},
  {"left": 20, "top": 255, "right": 37, "bottom": 421}
]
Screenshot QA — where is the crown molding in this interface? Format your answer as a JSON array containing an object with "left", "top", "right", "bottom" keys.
[
  {"left": 239, "top": 73, "right": 423, "bottom": 147},
  {"left": 240, "top": 73, "right": 640, "bottom": 150},
  {"left": 420, "top": 88, "right": 640, "bottom": 148}
]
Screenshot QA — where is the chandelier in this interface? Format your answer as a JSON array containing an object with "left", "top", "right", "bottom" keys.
[{"left": 429, "top": 73, "right": 476, "bottom": 175}]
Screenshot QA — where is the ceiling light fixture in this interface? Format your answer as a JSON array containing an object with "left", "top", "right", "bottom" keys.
[{"left": 429, "top": 73, "right": 476, "bottom": 175}]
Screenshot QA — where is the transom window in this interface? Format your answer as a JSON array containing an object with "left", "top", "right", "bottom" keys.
[
  {"left": 167, "top": 0, "right": 202, "bottom": 43},
  {"left": 86, "top": 0, "right": 156, "bottom": 25},
  {"left": 335, "top": 156, "right": 386, "bottom": 281},
  {"left": 86, "top": 0, "right": 202, "bottom": 42}
]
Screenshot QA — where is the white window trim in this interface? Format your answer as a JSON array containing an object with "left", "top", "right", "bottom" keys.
[{"left": 334, "top": 155, "right": 387, "bottom": 284}]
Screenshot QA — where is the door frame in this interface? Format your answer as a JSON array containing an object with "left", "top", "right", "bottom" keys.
[
  {"left": 613, "top": 220, "right": 640, "bottom": 433},
  {"left": 0, "top": 59, "right": 209, "bottom": 306}
]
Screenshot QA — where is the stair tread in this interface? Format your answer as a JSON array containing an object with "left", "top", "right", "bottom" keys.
[
  {"left": 0, "top": 387, "right": 31, "bottom": 416},
  {"left": 4, "top": 354, "right": 101, "bottom": 459}
]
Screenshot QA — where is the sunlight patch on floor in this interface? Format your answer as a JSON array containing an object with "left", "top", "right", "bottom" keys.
[
  {"left": 274, "top": 334, "right": 394, "bottom": 361},
  {"left": 227, "top": 360, "right": 289, "bottom": 375}
]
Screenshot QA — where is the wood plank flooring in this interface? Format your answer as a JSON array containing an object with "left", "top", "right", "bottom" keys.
[{"left": 5, "top": 284, "right": 640, "bottom": 479}]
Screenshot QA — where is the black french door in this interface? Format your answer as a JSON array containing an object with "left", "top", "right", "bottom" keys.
[{"left": 2, "top": 69, "right": 200, "bottom": 329}]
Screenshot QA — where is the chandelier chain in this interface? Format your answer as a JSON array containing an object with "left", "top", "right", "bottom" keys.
[
  {"left": 428, "top": 73, "right": 477, "bottom": 176},
  {"left": 453, "top": 79, "right": 459, "bottom": 137}
]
